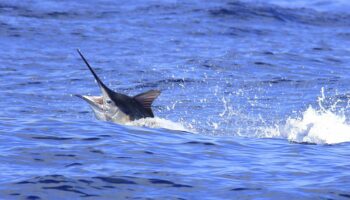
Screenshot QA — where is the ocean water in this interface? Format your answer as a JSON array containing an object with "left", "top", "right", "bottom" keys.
[{"left": 1, "top": 0, "right": 350, "bottom": 199}]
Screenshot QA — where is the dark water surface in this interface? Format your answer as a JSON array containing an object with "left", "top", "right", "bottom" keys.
[{"left": 1, "top": 0, "right": 350, "bottom": 199}]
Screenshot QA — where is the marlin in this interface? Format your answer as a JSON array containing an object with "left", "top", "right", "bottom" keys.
[{"left": 75, "top": 49, "right": 161, "bottom": 123}]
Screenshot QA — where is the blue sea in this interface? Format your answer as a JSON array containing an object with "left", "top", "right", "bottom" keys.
[{"left": 1, "top": 0, "right": 350, "bottom": 199}]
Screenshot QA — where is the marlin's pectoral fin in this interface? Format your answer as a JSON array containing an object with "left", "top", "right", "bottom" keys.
[{"left": 133, "top": 89, "right": 161, "bottom": 109}]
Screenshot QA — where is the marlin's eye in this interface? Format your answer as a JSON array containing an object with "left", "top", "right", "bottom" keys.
[{"left": 106, "top": 100, "right": 112, "bottom": 104}]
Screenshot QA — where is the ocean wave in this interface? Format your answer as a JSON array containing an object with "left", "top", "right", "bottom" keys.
[{"left": 209, "top": 1, "right": 350, "bottom": 26}]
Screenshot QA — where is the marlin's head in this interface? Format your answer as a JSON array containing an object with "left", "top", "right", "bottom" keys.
[
  {"left": 76, "top": 49, "right": 161, "bottom": 123},
  {"left": 75, "top": 49, "right": 124, "bottom": 121}
]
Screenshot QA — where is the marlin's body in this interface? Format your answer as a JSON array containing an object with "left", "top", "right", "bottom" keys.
[{"left": 76, "top": 49, "right": 160, "bottom": 123}]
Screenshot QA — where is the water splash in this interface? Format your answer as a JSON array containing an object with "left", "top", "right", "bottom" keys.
[
  {"left": 126, "top": 117, "right": 193, "bottom": 132},
  {"left": 261, "top": 88, "right": 350, "bottom": 144}
]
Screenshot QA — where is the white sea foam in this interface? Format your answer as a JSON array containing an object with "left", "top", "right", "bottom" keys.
[
  {"left": 126, "top": 117, "right": 193, "bottom": 132},
  {"left": 260, "top": 88, "right": 350, "bottom": 144},
  {"left": 261, "top": 106, "right": 350, "bottom": 144}
]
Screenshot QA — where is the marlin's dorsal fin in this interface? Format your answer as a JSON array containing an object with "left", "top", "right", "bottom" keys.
[{"left": 133, "top": 90, "right": 161, "bottom": 110}]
